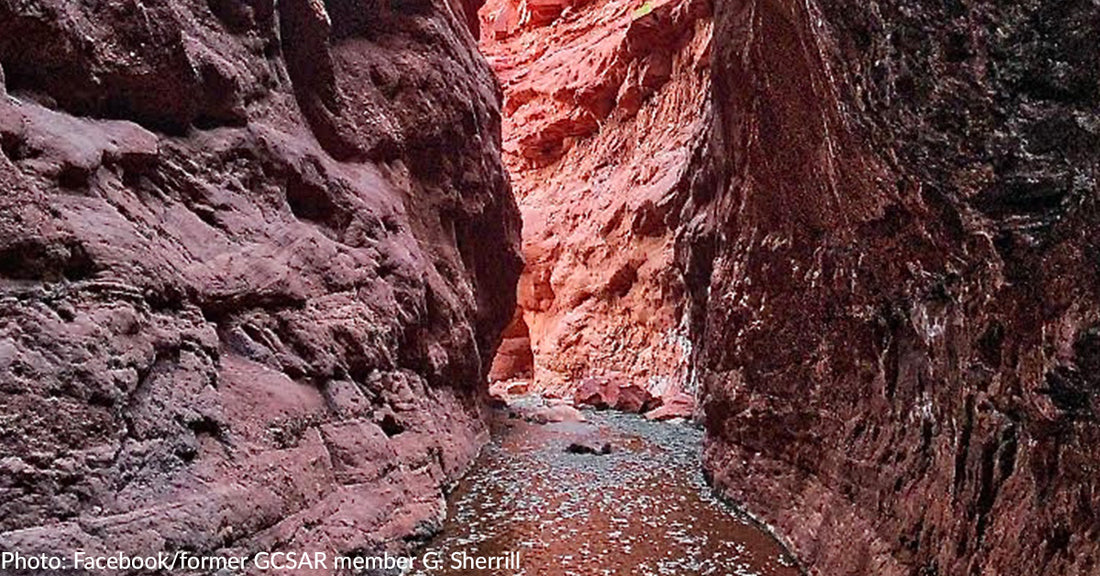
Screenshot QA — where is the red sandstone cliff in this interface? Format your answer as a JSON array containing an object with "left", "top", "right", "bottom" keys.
[
  {"left": 3, "top": 0, "right": 1099, "bottom": 572},
  {"left": 479, "top": 0, "right": 710, "bottom": 404},
  {"left": 0, "top": 0, "right": 520, "bottom": 570},
  {"left": 682, "top": 0, "right": 1100, "bottom": 574}
]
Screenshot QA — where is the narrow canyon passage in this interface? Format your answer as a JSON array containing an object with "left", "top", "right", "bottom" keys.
[
  {"left": 1, "top": 0, "right": 1098, "bottom": 574},
  {"left": 407, "top": 1, "right": 789, "bottom": 574},
  {"left": 477, "top": 0, "right": 710, "bottom": 408}
]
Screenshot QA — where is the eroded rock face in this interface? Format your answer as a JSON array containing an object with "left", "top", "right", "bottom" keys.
[
  {"left": 479, "top": 0, "right": 711, "bottom": 402},
  {"left": 0, "top": 0, "right": 521, "bottom": 570},
  {"left": 682, "top": 0, "right": 1100, "bottom": 574}
]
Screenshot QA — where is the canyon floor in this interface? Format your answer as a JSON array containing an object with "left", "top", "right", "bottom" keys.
[
  {"left": 2, "top": 0, "right": 1097, "bottom": 574},
  {"left": 413, "top": 404, "right": 799, "bottom": 576}
]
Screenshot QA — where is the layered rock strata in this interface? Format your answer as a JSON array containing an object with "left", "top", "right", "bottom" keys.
[
  {"left": 0, "top": 0, "right": 521, "bottom": 571},
  {"left": 479, "top": 0, "right": 711, "bottom": 403},
  {"left": 681, "top": 0, "right": 1100, "bottom": 574}
]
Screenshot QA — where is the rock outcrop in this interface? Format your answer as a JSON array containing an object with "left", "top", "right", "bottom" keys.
[
  {"left": 681, "top": 0, "right": 1100, "bottom": 574},
  {"left": 479, "top": 0, "right": 711, "bottom": 403},
  {"left": 0, "top": 0, "right": 521, "bottom": 571}
]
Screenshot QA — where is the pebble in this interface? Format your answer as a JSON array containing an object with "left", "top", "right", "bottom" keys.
[{"left": 411, "top": 410, "right": 800, "bottom": 576}]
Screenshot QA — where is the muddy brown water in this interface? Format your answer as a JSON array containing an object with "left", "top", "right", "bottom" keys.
[{"left": 411, "top": 409, "right": 800, "bottom": 576}]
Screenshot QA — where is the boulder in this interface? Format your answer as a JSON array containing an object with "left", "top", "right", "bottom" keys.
[
  {"left": 574, "top": 376, "right": 620, "bottom": 409},
  {"left": 503, "top": 396, "right": 586, "bottom": 424},
  {"left": 616, "top": 384, "right": 658, "bottom": 413},
  {"left": 574, "top": 377, "right": 658, "bottom": 413},
  {"left": 491, "top": 379, "right": 531, "bottom": 398},
  {"left": 644, "top": 393, "right": 695, "bottom": 421},
  {"left": 528, "top": 403, "right": 586, "bottom": 424},
  {"left": 566, "top": 441, "right": 613, "bottom": 455}
]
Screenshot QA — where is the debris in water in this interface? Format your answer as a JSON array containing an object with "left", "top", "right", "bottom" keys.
[
  {"left": 411, "top": 409, "right": 799, "bottom": 575},
  {"left": 566, "top": 441, "right": 614, "bottom": 455}
]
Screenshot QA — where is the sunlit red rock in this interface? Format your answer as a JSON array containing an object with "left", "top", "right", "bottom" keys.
[
  {"left": 644, "top": 392, "right": 693, "bottom": 421},
  {"left": 488, "top": 308, "right": 535, "bottom": 381},
  {"left": 480, "top": 0, "right": 711, "bottom": 407},
  {"left": 574, "top": 375, "right": 622, "bottom": 409}
]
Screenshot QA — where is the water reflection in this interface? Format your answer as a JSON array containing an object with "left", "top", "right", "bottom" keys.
[{"left": 413, "top": 410, "right": 800, "bottom": 576}]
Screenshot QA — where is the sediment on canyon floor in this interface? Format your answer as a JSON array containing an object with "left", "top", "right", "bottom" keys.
[
  {"left": 2, "top": 0, "right": 1099, "bottom": 574},
  {"left": 478, "top": 0, "right": 711, "bottom": 416},
  {"left": 417, "top": 410, "right": 800, "bottom": 576},
  {"left": 482, "top": 0, "right": 1100, "bottom": 574}
]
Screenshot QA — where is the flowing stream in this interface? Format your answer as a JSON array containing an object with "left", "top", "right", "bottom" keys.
[{"left": 412, "top": 408, "right": 800, "bottom": 576}]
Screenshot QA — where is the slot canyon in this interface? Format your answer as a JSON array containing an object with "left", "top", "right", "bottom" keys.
[
  {"left": 0, "top": 1, "right": 1098, "bottom": 576},
  {"left": 477, "top": 0, "right": 709, "bottom": 415}
]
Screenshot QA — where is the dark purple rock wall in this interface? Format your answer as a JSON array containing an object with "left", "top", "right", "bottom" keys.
[
  {"left": 679, "top": 0, "right": 1100, "bottom": 574},
  {"left": 0, "top": 0, "right": 520, "bottom": 570}
]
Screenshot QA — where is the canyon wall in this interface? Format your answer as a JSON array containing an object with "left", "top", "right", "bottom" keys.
[
  {"left": 0, "top": 0, "right": 521, "bottom": 571},
  {"left": 683, "top": 0, "right": 1100, "bottom": 574},
  {"left": 479, "top": 0, "right": 710, "bottom": 403}
]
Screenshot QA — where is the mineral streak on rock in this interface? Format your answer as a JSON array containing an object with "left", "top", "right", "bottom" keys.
[
  {"left": 0, "top": 0, "right": 521, "bottom": 570},
  {"left": 679, "top": 0, "right": 1100, "bottom": 574},
  {"left": 478, "top": 0, "right": 712, "bottom": 403}
]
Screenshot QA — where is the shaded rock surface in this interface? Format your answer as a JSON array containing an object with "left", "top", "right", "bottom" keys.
[
  {"left": 679, "top": 0, "right": 1100, "bottom": 574},
  {"left": 479, "top": 0, "right": 711, "bottom": 402},
  {"left": 0, "top": 0, "right": 521, "bottom": 571}
]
